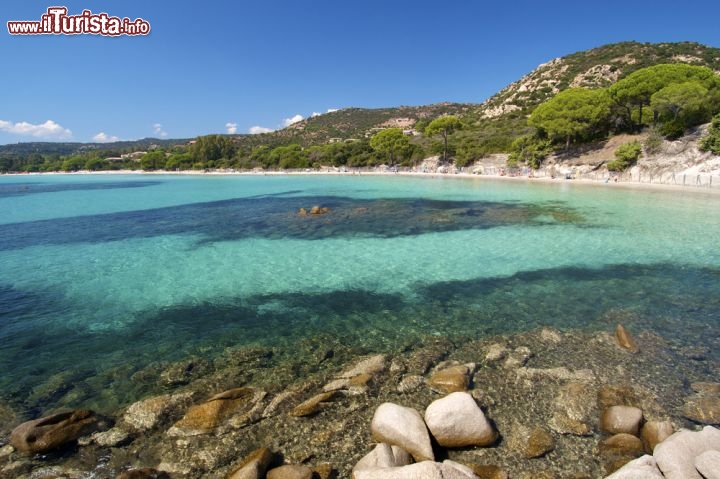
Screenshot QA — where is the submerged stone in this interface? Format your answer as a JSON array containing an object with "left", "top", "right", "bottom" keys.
[
  {"left": 267, "top": 464, "right": 313, "bottom": 479},
  {"left": 600, "top": 405, "right": 643, "bottom": 436},
  {"left": 289, "top": 391, "right": 338, "bottom": 417},
  {"left": 683, "top": 395, "right": 720, "bottom": 424},
  {"left": 226, "top": 447, "right": 274, "bottom": 479},
  {"left": 427, "top": 363, "right": 474, "bottom": 394},
  {"left": 640, "top": 421, "right": 674, "bottom": 452}
]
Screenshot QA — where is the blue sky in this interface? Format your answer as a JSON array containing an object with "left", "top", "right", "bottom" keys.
[{"left": 2, "top": 0, "right": 719, "bottom": 145}]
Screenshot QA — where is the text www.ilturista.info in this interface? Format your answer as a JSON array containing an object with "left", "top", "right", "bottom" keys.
[{"left": 7, "top": 7, "right": 150, "bottom": 36}]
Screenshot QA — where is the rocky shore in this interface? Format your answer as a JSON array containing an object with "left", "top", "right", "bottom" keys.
[{"left": 1, "top": 324, "right": 719, "bottom": 478}]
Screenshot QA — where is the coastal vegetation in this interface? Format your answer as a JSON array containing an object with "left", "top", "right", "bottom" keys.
[{"left": 1, "top": 42, "right": 720, "bottom": 174}]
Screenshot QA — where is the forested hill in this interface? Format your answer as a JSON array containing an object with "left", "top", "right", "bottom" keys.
[
  {"left": 478, "top": 41, "right": 720, "bottom": 119},
  {"left": 2, "top": 41, "right": 719, "bottom": 173}
]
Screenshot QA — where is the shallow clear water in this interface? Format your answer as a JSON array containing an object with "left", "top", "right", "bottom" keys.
[{"left": 1, "top": 174, "right": 719, "bottom": 413}]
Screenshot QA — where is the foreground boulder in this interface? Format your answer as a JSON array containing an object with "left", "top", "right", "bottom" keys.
[
  {"left": 10, "top": 409, "right": 102, "bottom": 455},
  {"left": 653, "top": 426, "right": 720, "bottom": 479},
  {"left": 370, "top": 402, "right": 434, "bottom": 462},
  {"left": 353, "top": 460, "right": 478, "bottom": 479},
  {"left": 352, "top": 443, "right": 412, "bottom": 473},
  {"left": 695, "top": 450, "right": 720, "bottom": 479},
  {"left": 424, "top": 392, "right": 497, "bottom": 448}
]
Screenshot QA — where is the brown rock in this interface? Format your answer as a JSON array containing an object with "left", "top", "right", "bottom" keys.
[
  {"left": 10, "top": 409, "right": 101, "bottom": 455},
  {"left": 427, "top": 364, "right": 473, "bottom": 394},
  {"left": 298, "top": 208, "right": 308, "bottom": 217},
  {"left": 290, "top": 391, "right": 337, "bottom": 417},
  {"left": 267, "top": 464, "right": 313, "bottom": 479},
  {"left": 598, "top": 385, "right": 639, "bottom": 411},
  {"left": 309, "top": 206, "right": 330, "bottom": 215},
  {"left": 227, "top": 447, "right": 274, "bottom": 479},
  {"left": 615, "top": 324, "right": 639, "bottom": 353},
  {"left": 600, "top": 405, "right": 643, "bottom": 436},
  {"left": 167, "top": 387, "right": 265, "bottom": 436},
  {"left": 467, "top": 464, "right": 508, "bottom": 479},
  {"left": 116, "top": 469, "right": 170, "bottom": 479},
  {"left": 640, "top": 421, "right": 673, "bottom": 452},
  {"left": 598, "top": 433, "right": 645, "bottom": 458},
  {"left": 683, "top": 395, "right": 720, "bottom": 424},
  {"left": 508, "top": 423, "right": 555, "bottom": 458}
]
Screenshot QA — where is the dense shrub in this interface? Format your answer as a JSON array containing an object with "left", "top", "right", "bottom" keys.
[
  {"left": 607, "top": 141, "right": 642, "bottom": 171},
  {"left": 699, "top": 113, "right": 720, "bottom": 155}
]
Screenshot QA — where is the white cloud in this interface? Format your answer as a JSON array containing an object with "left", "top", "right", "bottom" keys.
[
  {"left": 225, "top": 122, "right": 238, "bottom": 134},
  {"left": 326, "top": 108, "right": 339, "bottom": 113},
  {"left": 153, "top": 123, "right": 168, "bottom": 138},
  {"left": 0, "top": 119, "right": 72, "bottom": 139},
  {"left": 311, "top": 112, "right": 322, "bottom": 118},
  {"left": 282, "top": 114, "right": 304, "bottom": 127},
  {"left": 249, "top": 126, "right": 274, "bottom": 135},
  {"left": 92, "top": 132, "right": 120, "bottom": 143}
]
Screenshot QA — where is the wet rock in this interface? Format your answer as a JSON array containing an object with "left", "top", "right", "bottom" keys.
[
  {"left": 600, "top": 405, "right": 643, "bottom": 436},
  {"left": 599, "top": 433, "right": 645, "bottom": 458},
  {"left": 424, "top": 392, "right": 497, "bottom": 448},
  {"left": 691, "top": 382, "right": 720, "bottom": 394},
  {"left": 679, "top": 345, "right": 710, "bottom": 360},
  {"left": 226, "top": 447, "right": 274, "bottom": 479},
  {"left": 604, "top": 455, "right": 664, "bottom": 478},
  {"left": 312, "top": 463, "right": 335, "bottom": 479},
  {"left": 298, "top": 208, "right": 308, "bottom": 217},
  {"left": 267, "top": 464, "right": 313, "bottom": 479},
  {"left": 122, "top": 392, "right": 194, "bottom": 432},
  {"left": 508, "top": 423, "right": 554, "bottom": 458},
  {"left": 516, "top": 472, "right": 557, "bottom": 479},
  {"left": 427, "top": 363, "right": 474, "bottom": 394},
  {"left": 116, "top": 468, "right": 170, "bottom": 479},
  {"left": 640, "top": 421, "right": 674, "bottom": 452},
  {"left": 353, "top": 461, "right": 478, "bottom": 479},
  {"left": 503, "top": 346, "right": 532, "bottom": 369},
  {"left": 10, "top": 409, "right": 102, "bottom": 455},
  {"left": 263, "top": 383, "right": 314, "bottom": 418},
  {"left": 549, "top": 383, "right": 596, "bottom": 436},
  {"left": 167, "top": 387, "right": 266, "bottom": 436},
  {"left": 92, "top": 427, "right": 131, "bottom": 447},
  {"left": 539, "top": 327, "right": 562, "bottom": 343},
  {"left": 683, "top": 395, "right": 720, "bottom": 424},
  {"left": 405, "top": 339, "right": 453, "bottom": 374},
  {"left": 397, "top": 375, "right": 424, "bottom": 393},
  {"left": 516, "top": 367, "right": 595, "bottom": 384},
  {"left": 160, "top": 357, "right": 211, "bottom": 386},
  {"left": 615, "top": 324, "right": 639, "bottom": 353},
  {"left": 484, "top": 343, "right": 508, "bottom": 363},
  {"left": 598, "top": 384, "right": 639, "bottom": 411},
  {"left": 0, "top": 444, "right": 14, "bottom": 459},
  {"left": 309, "top": 206, "right": 331, "bottom": 215},
  {"left": 289, "top": 391, "right": 338, "bottom": 417},
  {"left": 695, "top": 450, "right": 720, "bottom": 479},
  {"left": 370, "top": 402, "right": 434, "bottom": 462},
  {"left": 353, "top": 443, "right": 412, "bottom": 473},
  {"left": 337, "top": 354, "right": 386, "bottom": 378},
  {"left": 654, "top": 426, "right": 720, "bottom": 479},
  {"left": 467, "top": 464, "right": 508, "bottom": 479}
]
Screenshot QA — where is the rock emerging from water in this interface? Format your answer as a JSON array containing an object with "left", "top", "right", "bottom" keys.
[
  {"left": 10, "top": 409, "right": 102, "bottom": 455},
  {"left": 424, "top": 392, "right": 497, "bottom": 448},
  {"left": 600, "top": 405, "right": 644, "bottom": 436},
  {"left": 427, "top": 362, "right": 475, "bottom": 394},
  {"left": 640, "top": 421, "right": 674, "bottom": 452},
  {"left": 615, "top": 324, "right": 639, "bottom": 353},
  {"left": 266, "top": 464, "right": 313, "bottom": 479},
  {"left": 370, "top": 402, "right": 434, "bottom": 462},
  {"left": 653, "top": 426, "right": 720, "bottom": 479}
]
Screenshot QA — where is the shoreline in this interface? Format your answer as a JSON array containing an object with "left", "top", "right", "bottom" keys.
[{"left": 4, "top": 167, "right": 720, "bottom": 196}]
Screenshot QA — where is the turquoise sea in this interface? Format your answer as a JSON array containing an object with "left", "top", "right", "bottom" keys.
[{"left": 1, "top": 174, "right": 719, "bottom": 415}]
